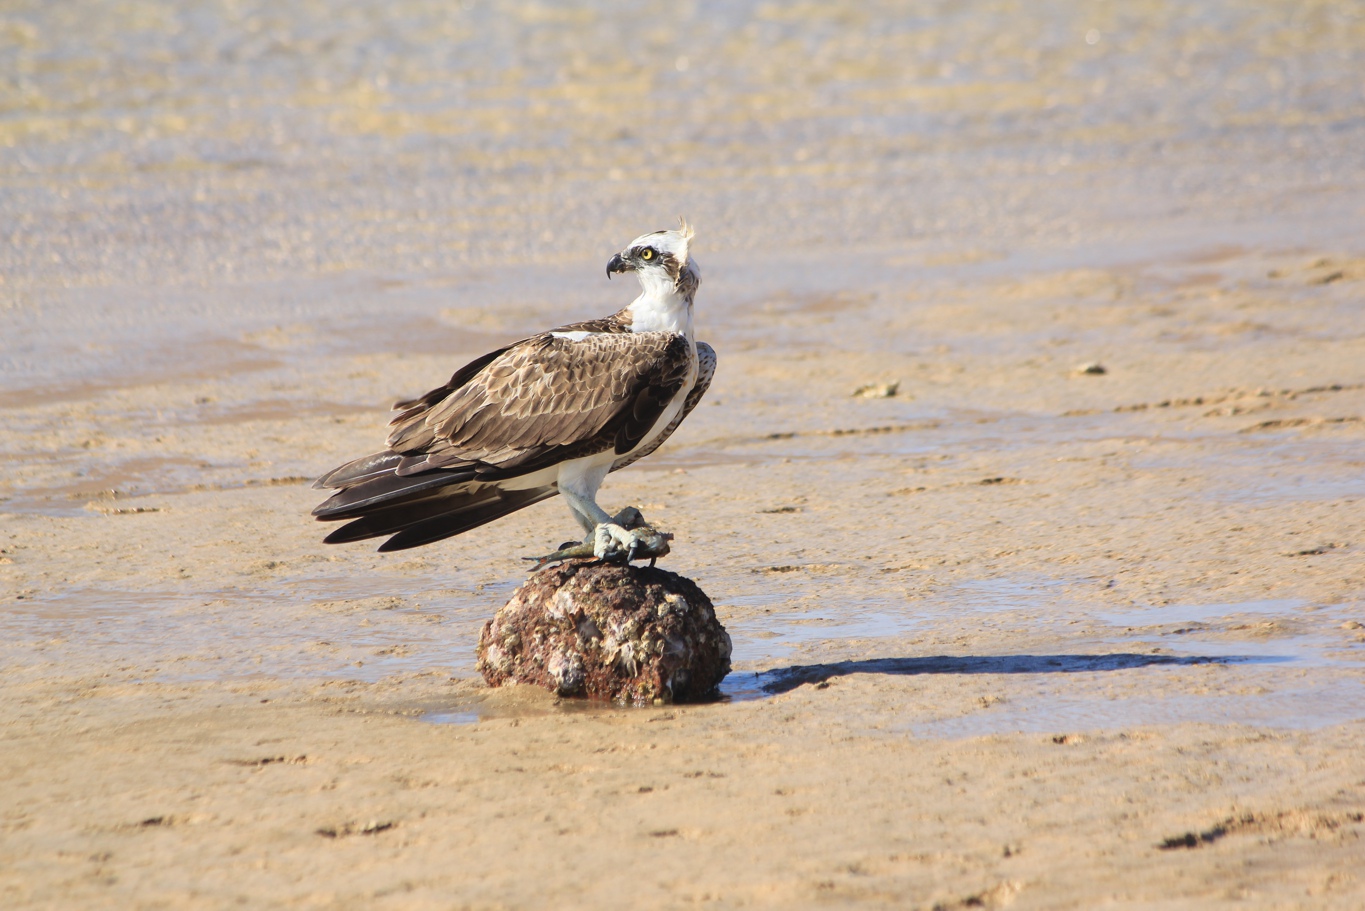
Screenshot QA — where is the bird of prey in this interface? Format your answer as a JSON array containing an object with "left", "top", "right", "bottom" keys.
[{"left": 312, "top": 220, "right": 714, "bottom": 563}]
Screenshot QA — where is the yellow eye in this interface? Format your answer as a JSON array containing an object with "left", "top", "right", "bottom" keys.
[{"left": 639, "top": 247, "right": 656, "bottom": 261}]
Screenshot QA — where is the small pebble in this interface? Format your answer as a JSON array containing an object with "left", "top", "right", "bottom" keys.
[{"left": 852, "top": 381, "right": 900, "bottom": 398}]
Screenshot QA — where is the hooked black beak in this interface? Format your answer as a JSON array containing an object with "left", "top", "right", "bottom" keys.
[{"left": 606, "top": 252, "right": 631, "bottom": 279}]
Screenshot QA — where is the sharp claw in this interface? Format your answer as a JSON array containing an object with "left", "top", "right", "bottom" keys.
[{"left": 539, "top": 519, "right": 674, "bottom": 568}]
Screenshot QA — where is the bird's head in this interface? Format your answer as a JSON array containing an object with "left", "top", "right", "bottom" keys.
[{"left": 606, "top": 218, "right": 699, "bottom": 299}]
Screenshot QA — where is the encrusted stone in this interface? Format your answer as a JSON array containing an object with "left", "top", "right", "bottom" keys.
[{"left": 476, "top": 561, "right": 731, "bottom": 705}]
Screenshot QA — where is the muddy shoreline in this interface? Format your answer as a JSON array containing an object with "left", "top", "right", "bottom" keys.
[{"left": 5, "top": 238, "right": 1365, "bottom": 907}]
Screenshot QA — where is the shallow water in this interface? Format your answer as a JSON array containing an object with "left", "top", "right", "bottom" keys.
[
  {"left": 721, "top": 586, "right": 1364, "bottom": 723},
  {"left": 5, "top": 1, "right": 1365, "bottom": 372},
  {"left": 7, "top": 566, "right": 1360, "bottom": 734}
]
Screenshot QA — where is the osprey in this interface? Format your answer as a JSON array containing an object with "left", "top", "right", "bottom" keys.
[{"left": 312, "top": 221, "right": 714, "bottom": 562}]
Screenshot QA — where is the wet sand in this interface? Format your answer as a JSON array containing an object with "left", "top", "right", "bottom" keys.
[{"left": 4, "top": 2, "right": 1365, "bottom": 908}]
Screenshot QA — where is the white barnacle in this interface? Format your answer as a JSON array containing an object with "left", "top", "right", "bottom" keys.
[
  {"left": 546, "top": 649, "right": 585, "bottom": 695},
  {"left": 482, "top": 643, "right": 506, "bottom": 673},
  {"left": 613, "top": 641, "right": 638, "bottom": 676},
  {"left": 549, "top": 588, "right": 575, "bottom": 619},
  {"left": 658, "top": 593, "right": 689, "bottom": 617}
]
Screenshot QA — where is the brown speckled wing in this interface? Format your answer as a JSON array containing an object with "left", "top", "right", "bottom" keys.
[
  {"left": 385, "top": 330, "right": 693, "bottom": 478},
  {"left": 612, "top": 341, "right": 715, "bottom": 472}
]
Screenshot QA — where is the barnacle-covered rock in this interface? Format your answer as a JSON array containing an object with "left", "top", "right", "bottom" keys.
[{"left": 476, "top": 561, "right": 731, "bottom": 705}]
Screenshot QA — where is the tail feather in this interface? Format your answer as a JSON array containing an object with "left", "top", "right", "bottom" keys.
[
  {"left": 313, "top": 448, "right": 559, "bottom": 551},
  {"left": 312, "top": 451, "right": 405, "bottom": 490},
  {"left": 320, "top": 484, "right": 532, "bottom": 543},
  {"left": 322, "top": 486, "right": 558, "bottom": 551},
  {"left": 320, "top": 491, "right": 486, "bottom": 544},
  {"left": 377, "top": 488, "right": 558, "bottom": 551},
  {"left": 312, "top": 467, "right": 479, "bottom": 519}
]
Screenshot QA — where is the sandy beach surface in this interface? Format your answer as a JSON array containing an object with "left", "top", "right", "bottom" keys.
[{"left": 4, "top": 2, "right": 1365, "bottom": 908}]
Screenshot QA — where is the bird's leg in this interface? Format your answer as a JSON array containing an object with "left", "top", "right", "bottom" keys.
[
  {"left": 563, "top": 495, "right": 603, "bottom": 537},
  {"left": 560, "top": 488, "right": 613, "bottom": 535},
  {"left": 550, "top": 490, "right": 670, "bottom": 565}
]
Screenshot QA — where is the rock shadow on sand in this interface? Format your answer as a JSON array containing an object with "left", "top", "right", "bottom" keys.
[{"left": 748, "top": 652, "right": 1275, "bottom": 696}]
